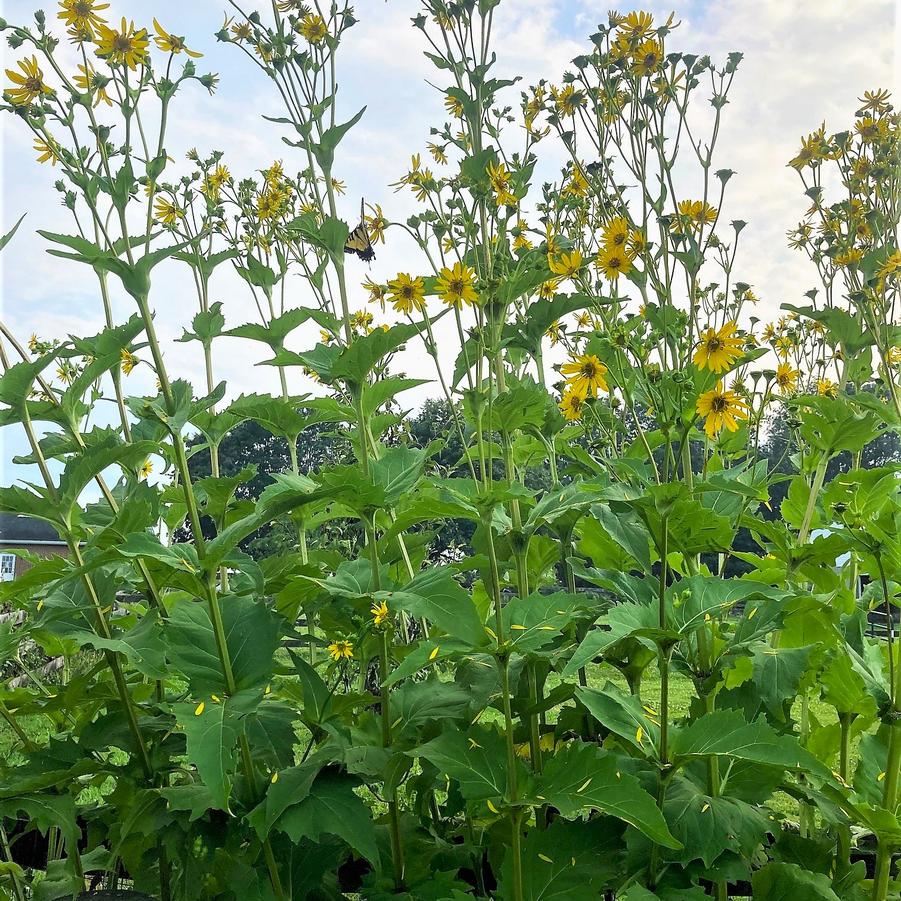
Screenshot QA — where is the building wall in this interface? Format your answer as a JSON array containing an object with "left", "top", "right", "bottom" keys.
[{"left": 0, "top": 544, "right": 70, "bottom": 581}]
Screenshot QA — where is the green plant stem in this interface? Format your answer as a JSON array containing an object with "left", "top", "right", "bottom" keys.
[
  {"left": 873, "top": 726, "right": 901, "bottom": 900},
  {"left": 835, "top": 713, "right": 852, "bottom": 879},
  {"left": 650, "top": 516, "right": 670, "bottom": 889},
  {"left": 0, "top": 823, "right": 26, "bottom": 901},
  {"left": 704, "top": 693, "right": 728, "bottom": 901},
  {"left": 132, "top": 295, "right": 286, "bottom": 901},
  {"left": 0, "top": 700, "right": 37, "bottom": 753},
  {"left": 873, "top": 554, "right": 901, "bottom": 901}
]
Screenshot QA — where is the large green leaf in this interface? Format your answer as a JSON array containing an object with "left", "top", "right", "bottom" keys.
[
  {"left": 174, "top": 697, "right": 243, "bottom": 811},
  {"left": 575, "top": 684, "right": 661, "bottom": 759},
  {"left": 411, "top": 725, "right": 511, "bottom": 802},
  {"left": 277, "top": 771, "right": 379, "bottom": 863},
  {"left": 669, "top": 710, "right": 830, "bottom": 778},
  {"left": 751, "top": 862, "right": 840, "bottom": 900},
  {"left": 526, "top": 741, "right": 679, "bottom": 847},
  {"left": 496, "top": 819, "right": 623, "bottom": 900},
  {"left": 166, "top": 596, "right": 282, "bottom": 695},
  {"left": 662, "top": 773, "right": 769, "bottom": 867},
  {"left": 389, "top": 567, "right": 488, "bottom": 648},
  {"left": 502, "top": 591, "right": 587, "bottom": 654}
]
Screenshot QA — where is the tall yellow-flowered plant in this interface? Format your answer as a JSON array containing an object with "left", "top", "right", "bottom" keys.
[{"left": 0, "top": 4, "right": 898, "bottom": 901}]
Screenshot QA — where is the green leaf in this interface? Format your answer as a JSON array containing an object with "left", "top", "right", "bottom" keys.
[
  {"left": 314, "top": 106, "right": 366, "bottom": 170},
  {"left": 576, "top": 684, "right": 660, "bottom": 758},
  {"left": 277, "top": 771, "right": 379, "bottom": 863},
  {"left": 411, "top": 725, "right": 511, "bottom": 801},
  {"left": 751, "top": 862, "right": 840, "bottom": 900},
  {"left": 663, "top": 773, "right": 769, "bottom": 867},
  {"left": 174, "top": 697, "right": 242, "bottom": 811},
  {"left": 166, "top": 596, "right": 282, "bottom": 695},
  {"left": 497, "top": 819, "right": 622, "bottom": 901},
  {"left": 0, "top": 213, "right": 25, "bottom": 252},
  {"left": 330, "top": 321, "right": 428, "bottom": 384},
  {"left": 391, "top": 679, "right": 470, "bottom": 737},
  {"left": 526, "top": 741, "right": 679, "bottom": 847},
  {"left": 226, "top": 306, "right": 338, "bottom": 350},
  {"left": 246, "top": 758, "right": 322, "bottom": 839},
  {"left": 370, "top": 445, "right": 429, "bottom": 506},
  {"left": 389, "top": 567, "right": 488, "bottom": 648},
  {"left": 502, "top": 591, "right": 587, "bottom": 654},
  {"left": 670, "top": 710, "right": 830, "bottom": 777}
]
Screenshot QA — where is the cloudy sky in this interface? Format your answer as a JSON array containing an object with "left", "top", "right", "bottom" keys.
[{"left": 0, "top": 0, "right": 898, "bottom": 483}]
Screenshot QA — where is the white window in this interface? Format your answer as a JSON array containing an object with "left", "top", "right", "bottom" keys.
[{"left": 0, "top": 554, "right": 15, "bottom": 582}]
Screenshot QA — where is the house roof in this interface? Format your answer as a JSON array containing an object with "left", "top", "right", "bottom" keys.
[{"left": 0, "top": 513, "right": 66, "bottom": 545}]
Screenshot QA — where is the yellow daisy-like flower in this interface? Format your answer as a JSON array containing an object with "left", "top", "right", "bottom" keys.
[
  {"left": 558, "top": 389, "right": 585, "bottom": 422},
  {"left": 834, "top": 248, "right": 863, "bottom": 268},
  {"left": 563, "top": 167, "right": 589, "bottom": 197},
  {"left": 328, "top": 640, "right": 354, "bottom": 661},
  {"left": 139, "top": 459, "right": 153, "bottom": 479},
  {"left": 264, "top": 160, "right": 285, "bottom": 187},
  {"left": 436, "top": 262, "right": 478, "bottom": 307},
  {"left": 632, "top": 38, "right": 663, "bottom": 77},
  {"left": 619, "top": 11, "right": 655, "bottom": 41},
  {"left": 629, "top": 229, "right": 647, "bottom": 256},
  {"left": 596, "top": 244, "right": 632, "bottom": 280},
  {"left": 33, "top": 136, "right": 60, "bottom": 165},
  {"left": 363, "top": 276, "right": 386, "bottom": 311},
  {"left": 353, "top": 310, "right": 374, "bottom": 333},
  {"left": 444, "top": 94, "right": 464, "bottom": 118},
  {"left": 154, "top": 198, "right": 185, "bottom": 225},
  {"left": 5, "top": 56, "right": 54, "bottom": 107},
  {"left": 548, "top": 249, "right": 583, "bottom": 278},
  {"left": 877, "top": 250, "right": 901, "bottom": 279},
  {"left": 817, "top": 378, "right": 838, "bottom": 398},
  {"left": 365, "top": 204, "right": 388, "bottom": 244},
  {"left": 427, "top": 142, "right": 448, "bottom": 165},
  {"left": 387, "top": 272, "right": 426, "bottom": 315},
  {"left": 487, "top": 160, "right": 517, "bottom": 207},
  {"left": 775, "top": 362, "right": 799, "bottom": 395},
  {"left": 56, "top": 362, "right": 77, "bottom": 385},
  {"left": 230, "top": 19, "right": 253, "bottom": 42},
  {"left": 152, "top": 19, "right": 203, "bottom": 57},
  {"left": 371, "top": 600, "right": 390, "bottom": 626},
  {"left": 256, "top": 191, "right": 281, "bottom": 220},
  {"left": 298, "top": 13, "right": 328, "bottom": 44},
  {"left": 561, "top": 354, "right": 608, "bottom": 398},
  {"left": 95, "top": 18, "right": 150, "bottom": 70},
  {"left": 603, "top": 217, "right": 630, "bottom": 248},
  {"left": 73, "top": 63, "right": 112, "bottom": 106},
  {"left": 696, "top": 383, "right": 749, "bottom": 439},
  {"left": 774, "top": 336, "right": 793, "bottom": 359},
  {"left": 58, "top": 0, "right": 108, "bottom": 34},
  {"left": 120, "top": 348, "right": 139, "bottom": 374},
  {"left": 546, "top": 320, "right": 563, "bottom": 345},
  {"left": 202, "top": 163, "right": 231, "bottom": 200},
  {"left": 552, "top": 84, "right": 586, "bottom": 117},
  {"left": 692, "top": 321, "right": 743, "bottom": 373},
  {"left": 672, "top": 199, "right": 717, "bottom": 233}
]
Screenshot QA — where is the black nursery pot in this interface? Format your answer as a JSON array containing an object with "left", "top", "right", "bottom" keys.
[{"left": 76, "top": 893, "right": 159, "bottom": 901}]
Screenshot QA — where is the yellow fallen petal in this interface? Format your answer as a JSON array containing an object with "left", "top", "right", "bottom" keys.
[
  {"left": 538, "top": 853, "right": 553, "bottom": 863},
  {"left": 635, "top": 725, "right": 644, "bottom": 745},
  {"left": 429, "top": 645, "right": 440, "bottom": 661},
  {"left": 487, "top": 799, "right": 499, "bottom": 814},
  {"left": 271, "top": 771, "right": 279, "bottom": 783},
  {"left": 194, "top": 701, "right": 205, "bottom": 716}
]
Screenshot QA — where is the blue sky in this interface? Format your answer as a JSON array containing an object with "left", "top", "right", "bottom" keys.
[{"left": 1, "top": 0, "right": 898, "bottom": 487}]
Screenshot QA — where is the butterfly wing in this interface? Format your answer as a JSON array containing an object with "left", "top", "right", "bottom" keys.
[{"left": 344, "top": 222, "right": 375, "bottom": 261}]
